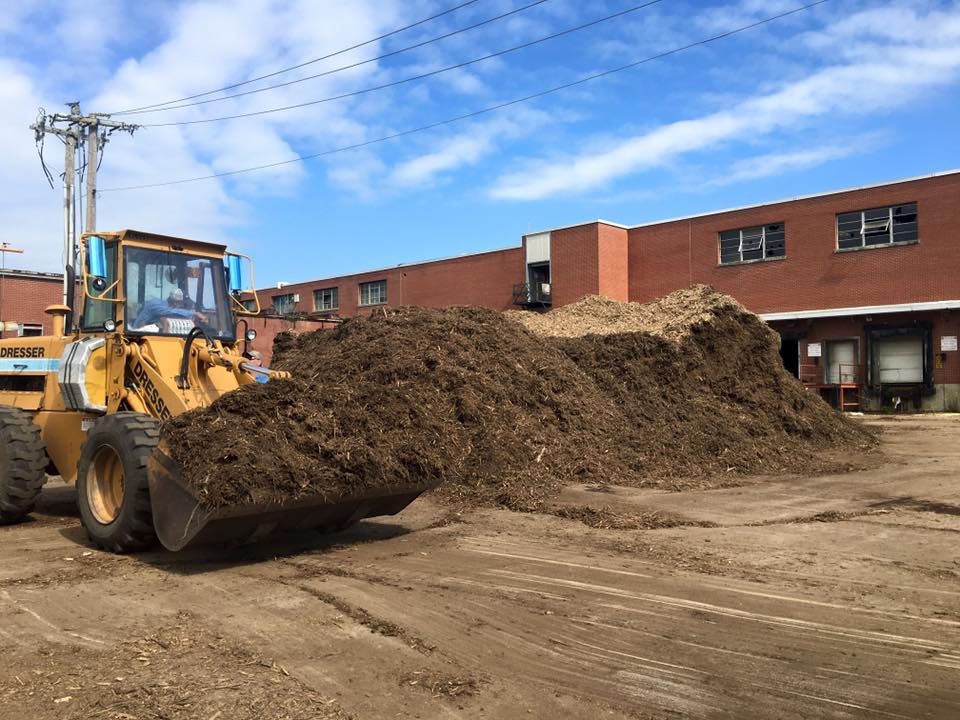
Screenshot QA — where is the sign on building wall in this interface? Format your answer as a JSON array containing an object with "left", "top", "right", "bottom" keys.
[
  {"left": 807, "top": 342, "right": 822, "bottom": 358},
  {"left": 941, "top": 335, "right": 958, "bottom": 352}
]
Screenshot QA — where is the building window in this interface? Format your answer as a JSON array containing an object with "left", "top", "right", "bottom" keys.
[
  {"left": 272, "top": 293, "right": 296, "bottom": 314},
  {"left": 241, "top": 299, "right": 257, "bottom": 312},
  {"left": 313, "top": 287, "right": 339, "bottom": 312},
  {"left": 19, "top": 323, "right": 43, "bottom": 337},
  {"left": 837, "top": 202, "right": 917, "bottom": 250},
  {"left": 719, "top": 223, "right": 785, "bottom": 265},
  {"left": 359, "top": 280, "right": 387, "bottom": 306}
]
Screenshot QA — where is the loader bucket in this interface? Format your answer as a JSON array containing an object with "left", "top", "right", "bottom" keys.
[{"left": 147, "top": 444, "right": 436, "bottom": 552}]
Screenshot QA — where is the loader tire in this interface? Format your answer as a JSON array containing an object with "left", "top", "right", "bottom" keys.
[
  {"left": 0, "top": 406, "right": 46, "bottom": 525},
  {"left": 77, "top": 412, "right": 159, "bottom": 552}
]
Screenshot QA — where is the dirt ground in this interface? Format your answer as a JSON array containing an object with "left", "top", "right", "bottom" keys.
[{"left": 1, "top": 415, "right": 958, "bottom": 719}]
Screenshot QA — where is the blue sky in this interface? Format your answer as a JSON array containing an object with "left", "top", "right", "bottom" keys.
[{"left": 3, "top": 0, "right": 959, "bottom": 286}]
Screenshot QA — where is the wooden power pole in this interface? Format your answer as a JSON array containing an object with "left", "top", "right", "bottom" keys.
[{"left": 31, "top": 103, "right": 138, "bottom": 308}]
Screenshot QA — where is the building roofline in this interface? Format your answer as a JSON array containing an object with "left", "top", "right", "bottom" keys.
[
  {"left": 628, "top": 169, "right": 960, "bottom": 230},
  {"left": 260, "top": 244, "right": 521, "bottom": 293},
  {"left": 0, "top": 269, "right": 64, "bottom": 281},
  {"left": 760, "top": 299, "right": 960, "bottom": 322},
  {"left": 523, "top": 169, "right": 960, "bottom": 236},
  {"left": 261, "top": 167, "right": 958, "bottom": 293},
  {"left": 522, "top": 219, "right": 630, "bottom": 237}
]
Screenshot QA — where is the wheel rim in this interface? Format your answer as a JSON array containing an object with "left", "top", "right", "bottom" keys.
[{"left": 87, "top": 445, "right": 124, "bottom": 525}]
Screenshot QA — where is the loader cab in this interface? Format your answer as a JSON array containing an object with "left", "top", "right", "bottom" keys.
[
  {"left": 123, "top": 247, "right": 234, "bottom": 340},
  {"left": 81, "top": 231, "right": 254, "bottom": 340}
]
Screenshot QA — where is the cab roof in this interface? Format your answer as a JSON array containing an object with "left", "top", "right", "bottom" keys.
[{"left": 86, "top": 229, "right": 229, "bottom": 254}]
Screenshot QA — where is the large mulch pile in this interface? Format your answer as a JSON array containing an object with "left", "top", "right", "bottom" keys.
[{"left": 160, "top": 286, "right": 875, "bottom": 511}]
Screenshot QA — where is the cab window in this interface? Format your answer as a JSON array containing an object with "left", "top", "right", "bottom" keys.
[{"left": 80, "top": 243, "right": 118, "bottom": 330}]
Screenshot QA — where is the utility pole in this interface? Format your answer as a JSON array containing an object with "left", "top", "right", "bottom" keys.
[
  {"left": 31, "top": 103, "right": 138, "bottom": 309},
  {"left": 85, "top": 121, "right": 99, "bottom": 234}
]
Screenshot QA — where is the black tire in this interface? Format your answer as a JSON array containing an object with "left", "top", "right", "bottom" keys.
[
  {"left": 0, "top": 406, "right": 46, "bottom": 525},
  {"left": 77, "top": 412, "right": 159, "bottom": 552}
]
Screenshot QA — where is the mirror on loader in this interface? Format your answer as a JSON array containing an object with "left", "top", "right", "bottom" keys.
[
  {"left": 226, "top": 252, "right": 260, "bottom": 315},
  {"left": 87, "top": 235, "right": 108, "bottom": 291}
]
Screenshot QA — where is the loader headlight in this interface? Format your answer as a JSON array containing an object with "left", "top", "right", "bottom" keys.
[
  {"left": 103, "top": 319, "right": 117, "bottom": 333},
  {"left": 245, "top": 329, "right": 257, "bottom": 342}
]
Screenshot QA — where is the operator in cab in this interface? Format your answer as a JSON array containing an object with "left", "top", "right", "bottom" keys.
[{"left": 133, "top": 288, "right": 208, "bottom": 329}]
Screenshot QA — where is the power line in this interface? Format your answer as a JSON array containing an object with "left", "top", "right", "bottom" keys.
[
  {"left": 117, "top": 0, "right": 550, "bottom": 117},
  {"left": 111, "top": 0, "right": 485, "bottom": 115},
  {"left": 100, "top": 0, "right": 830, "bottom": 193},
  {"left": 140, "top": 0, "right": 667, "bottom": 127}
]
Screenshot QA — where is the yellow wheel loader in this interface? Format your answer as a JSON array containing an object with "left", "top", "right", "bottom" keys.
[{"left": 0, "top": 230, "right": 430, "bottom": 552}]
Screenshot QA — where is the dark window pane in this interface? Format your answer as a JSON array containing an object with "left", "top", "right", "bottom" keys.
[
  {"left": 837, "top": 211, "right": 863, "bottom": 248},
  {"left": 720, "top": 249, "right": 740, "bottom": 264},
  {"left": 864, "top": 229, "right": 891, "bottom": 245},
  {"left": 742, "top": 247, "right": 763, "bottom": 261},
  {"left": 863, "top": 207, "right": 889, "bottom": 222},
  {"left": 892, "top": 202, "right": 917, "bottom": 221},
  {"left": 838, "top": 234, "right": 861, "bottom": 249},
  {"left": 892, "top": 222, "right": 917, "bottom": 242}
]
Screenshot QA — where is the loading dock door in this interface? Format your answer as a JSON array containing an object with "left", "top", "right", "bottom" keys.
[
  {"left": 826, "top": 339, "right": 857, "bottom": 384},
  {"left": 875, "top": 336, "right": 923, "bottom": 383}
]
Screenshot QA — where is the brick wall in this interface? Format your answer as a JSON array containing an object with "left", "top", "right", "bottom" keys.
[
  {"left": 550, "top": 224, "right": 601, "bottom": 307},
  {"left": 255, "top": 247, "right": 525, "bottom": 318},
  {"left": 597, "top": 224, "right": 629, "bottom": 302},
  {"left": 549, "top": 222, "right": 629, "bottom": 306},
  {"left": 0, "top": 273, "right": 63, "bottom": 338},
  {"left": 628, "top": 172, "right": 960, "bottom": 314},
  {"left": 244, "top": 316, "right": 335, "bottom": 367}
]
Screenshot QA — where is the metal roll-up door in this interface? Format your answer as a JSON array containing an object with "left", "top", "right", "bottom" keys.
[{"left": 875, "top": 336, "right": 923, "bottom": 383}]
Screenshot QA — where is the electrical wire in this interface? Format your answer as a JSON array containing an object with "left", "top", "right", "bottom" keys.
[
  {"left": 116, "top": 0, "right": 550, "bottom": 117},
  {"left": 111, "top": 0, "right": 485, "bottom": 115},
  {"left": 141, "top": 0, "right": 665, "bottom": 127},
  {"left": 100, "top": 0, "right": 829, "bottom": 192}
]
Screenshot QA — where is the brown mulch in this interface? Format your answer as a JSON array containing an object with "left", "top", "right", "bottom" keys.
[
  {"left": 0, "top": 613, "right": 347, "bottom": 720},
  {"left": 160, "top": 286, "right": 875, "bottom": 512}
]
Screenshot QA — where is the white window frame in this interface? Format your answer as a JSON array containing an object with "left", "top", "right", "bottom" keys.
[
  {"left": 313, "top": 287, "right": 339, "bottom": 312},
  {"left": 18, "top": 323, "right": 44, "bottom": 337},
  {"left": 359, "top": 280, "right": 387, "bottom": 307},
  {"left": 837, "top": 203, "right": 917, "bottom": 249},
  {"left": 719, "top": 223, "right": 785, "bottom": 265}
]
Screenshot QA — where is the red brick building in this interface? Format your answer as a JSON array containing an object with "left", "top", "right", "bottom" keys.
[
  {"left": 255, "top": 170, "right": 960, "bottom": 411},
  {"left": 0, "top": 270, "right": 64, "bottom": 339},
  {"left": 6, "top": 170, "right": 959, "bottom": 410}
]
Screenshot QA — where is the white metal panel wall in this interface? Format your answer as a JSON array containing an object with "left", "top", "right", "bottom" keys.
[
  {"left": 525, "top": 232, "right": 550, "bottom": 265},
  {"left": 875, "top": 336, "right": 923, "bottom": 383}
]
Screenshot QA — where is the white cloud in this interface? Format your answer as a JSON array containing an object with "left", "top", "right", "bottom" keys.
[
  {"left": 694, "top": 0, "right": 803, "bottom": 35},
  {"left": 489, "top": 5, "right": 960, "bottom": 201},
  {"left": 1, "top": 61, "right": 63, "bottom": 272},
  {"left": 0, "top": 0, "right": 408, "bottom": 272},
  {"left": 388, "top": 109, "right": 551, "bottom": 189},
  {"left": 704, "top": 136, "right": 882, "bottom": 188},
  {"left": 391, "top": 133, "right": 492, "bottom": 187}
]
